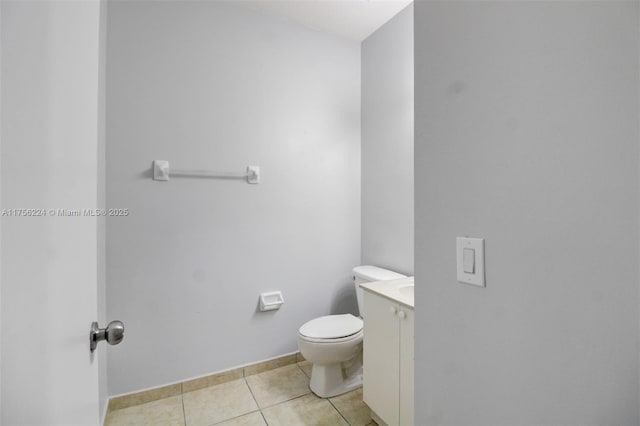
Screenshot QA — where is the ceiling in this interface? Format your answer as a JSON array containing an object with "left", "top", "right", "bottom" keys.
[{"left": 237, "top": 0, "right": 413, "bottom": 42}]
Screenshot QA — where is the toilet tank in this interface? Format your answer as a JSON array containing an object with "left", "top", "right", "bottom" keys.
[{"left": 353, "top": 265, "right": 407, "bottom": 317}]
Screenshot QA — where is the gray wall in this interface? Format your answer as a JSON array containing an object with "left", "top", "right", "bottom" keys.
[
  {"left": 414, "top": 2, "right": 640, "bottom": 425},
  {"left": 361, "top": 4, "right": 414, "bottom": 276},
  {"left": 106, "top": 2, "right": 361, "bottom": 395}
]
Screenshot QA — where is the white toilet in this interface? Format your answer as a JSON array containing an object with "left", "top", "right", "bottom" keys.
[{"left": 297, "top": 265, "right": 407, "bottom": 398}]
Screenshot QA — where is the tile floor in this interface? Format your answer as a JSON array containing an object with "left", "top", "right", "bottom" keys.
[{"left": 105, "top": 361, "right": 374, "bottom": 426}]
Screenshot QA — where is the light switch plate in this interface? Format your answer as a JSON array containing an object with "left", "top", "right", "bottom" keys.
[{"left": 456, "top": 237, "right": 485, "bottom": 287}]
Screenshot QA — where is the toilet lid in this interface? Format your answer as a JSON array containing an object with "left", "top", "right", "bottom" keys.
[{"left": 299, "top": 314, "right": 363, "bottom": 339}]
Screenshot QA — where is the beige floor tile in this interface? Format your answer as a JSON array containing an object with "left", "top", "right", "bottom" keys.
[
  {"left": 298, "top": 361, "right": 312, "bottom": 378},
  {"left": 329, "top": 388, "right": 371, "bottom": 426},
  {"left": 214, "top": 411, "right": 266, "bottom": 426},
  {"left": 262, "top": 394, "right": 348, "bottom": 426},
  {"left": 104, "top": 395, "right": 185, "bottom": 426},
  {"left": 183, "top": 378, "right": 258, "bottom": 426},
  {"left": 245, "top": 364, "right": 310, "bottom": 408}
]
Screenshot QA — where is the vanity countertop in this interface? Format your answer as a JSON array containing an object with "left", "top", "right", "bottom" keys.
[{"left": 360, "top": 276, "right": 414, "bottom": 309}]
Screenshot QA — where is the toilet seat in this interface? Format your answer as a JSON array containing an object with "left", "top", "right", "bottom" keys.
[
  {"left": 299, "top": 314, "right": 363, "bottom": 342},
  {"left": 298, "top": 329, "right": 363, "bottom": 344}
]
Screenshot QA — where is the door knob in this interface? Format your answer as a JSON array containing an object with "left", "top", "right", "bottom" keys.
[{"left": 90, "top": 320, "right": 124, "bottom": 352}]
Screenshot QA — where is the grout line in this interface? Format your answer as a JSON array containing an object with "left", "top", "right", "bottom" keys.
[
  {"left": 245, "top": 364, "right": 314, "bottom": 424},
  {"left": 208, "top": 409, "right": 262, "bottom": 426},
  {"left": 259, "top": 392, "right": 311, "bottom": 411},
  {"left": 296, "top": 362, "right": 311, "bottom": 379},
  {"left": 244, "top": 377, "right": 263, "bottom": 413},
  {"left": 258, "top": 409, "right": 269, "bottom": 426},
  {"left": 243, "top": 365, "right": 313, "bottom": 409},
  {"left": 328, "top": 398, "right": 352, "bottom": 426},
  {"left": 180, "top": 393, "right": 187, "bottom": 426},
  {"left": 242, "top": 376, "right": 270, "bottom": 424}
]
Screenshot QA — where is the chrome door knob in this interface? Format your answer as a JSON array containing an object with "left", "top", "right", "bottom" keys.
[
  {"left": 105, "top": 320, "right": 125, "bottom": 345},
  {"left": 90, "top": 320, "right": 125, "bottom": 352}
]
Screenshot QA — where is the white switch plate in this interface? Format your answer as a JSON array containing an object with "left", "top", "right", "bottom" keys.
[{"left": 456, "top": 237, "right": 485, "bottom": 287}]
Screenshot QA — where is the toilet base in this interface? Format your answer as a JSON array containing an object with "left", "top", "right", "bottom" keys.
[{"left": 309, "top": 362, "right": 363, "bottom": 398}]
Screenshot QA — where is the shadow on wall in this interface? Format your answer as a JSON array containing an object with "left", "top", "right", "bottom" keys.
[
  {"left": 330, "top": 281, "right": 359, "bottom": 316},
  {"left": 138, "top": 166, "right": 153, "bottom": 180}
]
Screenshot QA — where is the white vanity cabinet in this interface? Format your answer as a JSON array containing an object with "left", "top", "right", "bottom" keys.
[{"left": 361, "top": 281, "right": 414, "bottom": 426}]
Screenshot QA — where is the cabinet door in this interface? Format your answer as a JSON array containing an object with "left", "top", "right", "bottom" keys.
[
  {"left": 399, "top": 307, "right": 414, "bottom": 426},
  {"left": 363, "top": 292, "right": 400, "bottom": 425}
]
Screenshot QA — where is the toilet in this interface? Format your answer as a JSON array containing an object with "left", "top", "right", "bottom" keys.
[{"left": 297, "top": 265, "right": 407, "bottom": 398}]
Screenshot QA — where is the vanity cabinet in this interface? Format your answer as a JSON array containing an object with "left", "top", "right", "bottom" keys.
[{"left": 362, "top": 289, "right": 414, "bottom": 426}]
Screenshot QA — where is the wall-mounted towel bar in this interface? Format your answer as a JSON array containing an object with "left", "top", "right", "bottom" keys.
[{"left": 152, "top": 160, "right": 260, "bottom": 184}]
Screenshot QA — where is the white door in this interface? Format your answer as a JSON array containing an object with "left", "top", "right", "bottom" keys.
[{"left": 1, "top": 1, "right": 102, "bottom": 424}]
